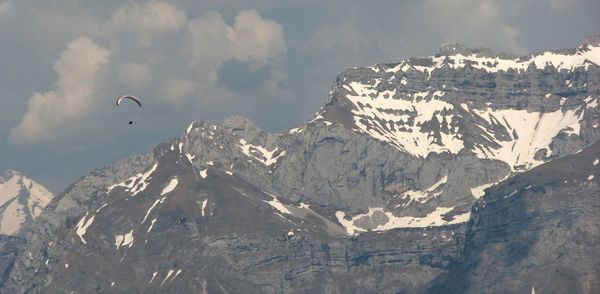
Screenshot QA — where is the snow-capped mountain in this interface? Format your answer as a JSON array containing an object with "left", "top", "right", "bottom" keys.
[
  {"left": 0, "top": 170, "right": 53, "bottom": 236},
  {"left": 3, "top": 36, "right": 600, "bottom": 293},
  {"left": 316, "top": 35, "right": 600, "bottom": 171}
]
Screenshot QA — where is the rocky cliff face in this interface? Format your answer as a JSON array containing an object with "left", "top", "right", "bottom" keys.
[
  {"left": 0, "top": 235, "right": 24, "bottom": 289},
  {"left": 429, "top": 141, "right": 600, "bottom": 294},
  {"left": 4, "top": 37, "right": 600, "bottom": 293},
  {"left": 7, "top": 147, "right": 467, "bottom": 292}
]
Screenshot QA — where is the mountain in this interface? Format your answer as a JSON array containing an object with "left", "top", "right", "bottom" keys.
[
  {"left": 0, "top": 170, "right": 52, "bottom": 287},
  {"left": 4, "top": 36, "right": 600, "bottom": 292},
  {"left": 0, "top": 170, "right": 53, "bottom": 236},
  {"left": 429, "top": 140, "right": 600, "bottom": 293}
]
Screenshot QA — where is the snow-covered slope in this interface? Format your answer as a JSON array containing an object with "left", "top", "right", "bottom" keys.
[{"left": 0, "top": 170, "right": 53, "bottom": 236}]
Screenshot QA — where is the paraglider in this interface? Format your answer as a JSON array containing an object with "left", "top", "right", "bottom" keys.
[
  {"left": 115, "top": 95, "right": 142, "bottom": 125},
  {"left": 116, "top": 95, "right": 142, "bottom": 107}
]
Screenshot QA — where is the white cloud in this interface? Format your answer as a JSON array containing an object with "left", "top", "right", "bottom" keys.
[
  {"left": 229, "top": 10, "right": 287, "bottom": 68},
  {"left": 10, "top": 36, "right": 111, "bottom": 144},
  {"left": 184, "top": 9, "right": 286, "bottom": 70}
]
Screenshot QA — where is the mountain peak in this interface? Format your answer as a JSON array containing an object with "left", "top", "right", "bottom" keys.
[
  {"left": 222, "top": 115, "right": 258, "bottom": 130},
  {"left": 582, "top": 34, "right": 600, "bottom": 46},
  {"left": 2, "top": 169, "right": 23, "bottom": 180},
  {"left": 437, "top": 43, "right": 497, "bottom": 56},
  {"left": 0, "top": 170, "right": 54, "bottom": 236}
]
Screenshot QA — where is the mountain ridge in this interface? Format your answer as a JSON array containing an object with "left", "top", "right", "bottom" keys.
[{"left": 4, "top": 36, "right": 600, "bottom": 293}]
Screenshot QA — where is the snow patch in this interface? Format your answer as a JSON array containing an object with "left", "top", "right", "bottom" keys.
[
  {"left": 115, "top": 230, "right": 134, "bottom": 250},
  {"left": 0, "top": 199, "right": 26, "bottom": 235},
  {"left": 199, "top": 169, "right": 208, "bottom": 178},
  {"left": 75, "top": 212, "right": 95, "bottom": 244},
  {"left": 471, "top": 106, "right": 583, "bottom": 170},
  {"left": 264, "top": 193, "right": 292, "bottom": 214},
  {"left": 185, "top": 121, "right": 196, "bottom": 135},
  {"left": 160, "top": 178, "right": 178, "bottom": 195},
  {"left": 148, "top": 218, "right": 157, "bottom": 233},
  {"left": 201, "top": 199, "right": 208, "bottom": 217},
  {"left": 149, "top": 272, "right": 158, "bottom": 283},
  {"left": 96, "top": 203, "right": 108, "bottom": 213},
  {"left": 433, "top": 46, "right": 600, "bottom": 73},
  {"left": 0, "top": 177, "right": 21, "bottom": 208},
  {"left": 238, "top": 139, "right": 286, "bottom": 167},
  {"left": 108, "top": 163, "right": 158, "bottom": 196},
  {"left": 161, "top": 269, "right": 176, "bottom": 286},
  {"left": 173, "top": 269, "right": 182, "bottom": 280},
  {"left": 141, "top": 199, "right": 161, "bottom": 224},
  {"left": 584, "top": 96, "right": 598, "bottom": 109},
  {"left": 288, "top": 127, "right": 303, "bottom": 134},
  {"left": 402, "top": 175, "right": 447, "bottom": 204},
  {"left": 185, "top": 153, "right": 195, "bottom": 163},
  {"left": 470, "top": 182, "right": 496, "bottom": 199},
  {"left": 336, "top": 207, "right": 470, "bottom": 235}
]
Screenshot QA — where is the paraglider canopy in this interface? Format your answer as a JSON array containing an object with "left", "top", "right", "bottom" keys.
[{"left": 116, "top": 95, "right": 142, "bottom": 107}]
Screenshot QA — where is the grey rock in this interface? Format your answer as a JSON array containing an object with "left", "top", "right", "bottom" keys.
[{"left": 429, "top": 141, "right": 600, "bottom": 293}]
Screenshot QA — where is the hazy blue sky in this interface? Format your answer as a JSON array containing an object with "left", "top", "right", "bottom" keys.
[{"left": 1, "top": 0, "right": 598, "bottom": 193}]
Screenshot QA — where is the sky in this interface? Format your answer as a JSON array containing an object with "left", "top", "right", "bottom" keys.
[{"left": 0, "top": 0, "right": 598, "bottom": 193}]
